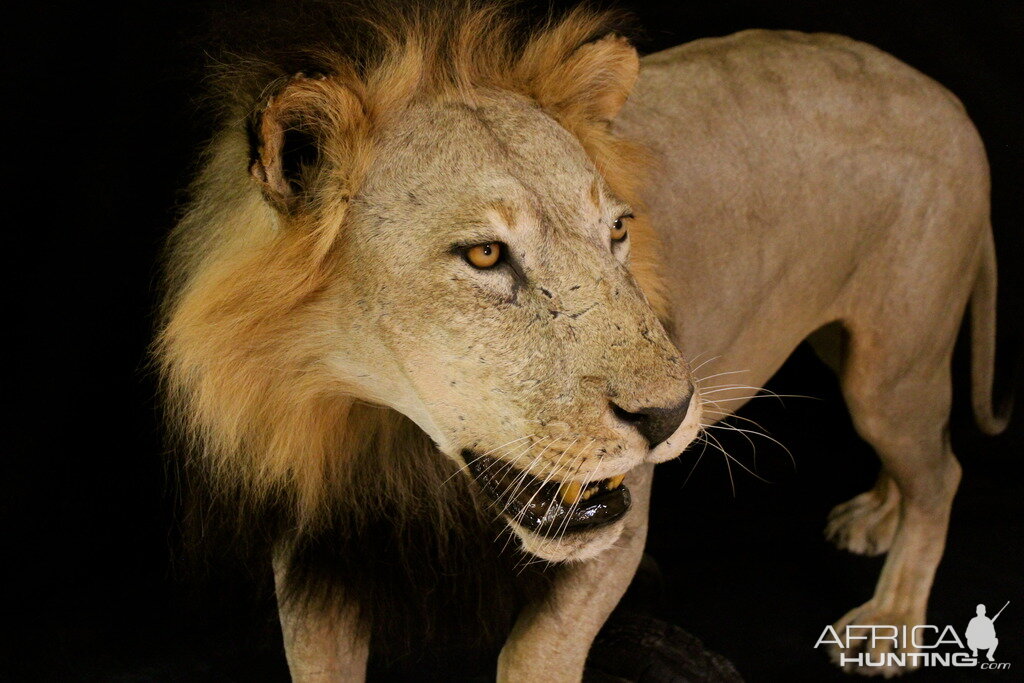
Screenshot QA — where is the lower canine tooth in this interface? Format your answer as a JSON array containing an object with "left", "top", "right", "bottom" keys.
[
  {"left": 560, "top": 481, "right": 583, "bottom": 505},
  {"left": 607, "top": 475, "right": 625, "bottom": 490}
]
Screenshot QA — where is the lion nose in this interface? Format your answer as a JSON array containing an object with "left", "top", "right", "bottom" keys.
[{"left": 611, "top": 390, "right": 693, "bottom": 448}]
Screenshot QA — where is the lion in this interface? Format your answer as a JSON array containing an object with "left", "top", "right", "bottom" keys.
[{"left": 155, "top": 4, "right": 1008, "bottom": 680}]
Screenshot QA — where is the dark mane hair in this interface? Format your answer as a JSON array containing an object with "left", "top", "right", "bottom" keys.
[{"left": 156, "top": 1, "right": 658, "bottom": 671}]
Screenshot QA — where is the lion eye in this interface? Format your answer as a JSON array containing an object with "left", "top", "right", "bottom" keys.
[
  {"left": 465, "top": 242, "right": 503, "bottom": 269},
  {"left": 610, "top": 215, "right": 631, "bottom": 242}
]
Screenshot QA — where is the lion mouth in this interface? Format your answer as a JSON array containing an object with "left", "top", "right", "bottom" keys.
[{"left": 464, "top": 452, "right": 631, "bottom": 537}]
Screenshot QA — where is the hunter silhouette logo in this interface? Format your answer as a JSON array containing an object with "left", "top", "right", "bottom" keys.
[
  {"left": 814, "top": 601, "right": 1011, "bottom": 671},
  {"left": 967, "top": 602, "right": 1008, "bottom": 662}
]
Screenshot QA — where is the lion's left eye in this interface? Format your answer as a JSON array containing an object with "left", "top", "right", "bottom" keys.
[
  {"left": 464, "top": 242, "right": 503, "bottom": 269},
  {"left": 611, "top": 214, "right": 632, "bottom": 242}
]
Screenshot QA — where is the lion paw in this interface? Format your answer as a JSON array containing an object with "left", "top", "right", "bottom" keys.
[
  {"left": 826, "top": 602, "right": 924, "bottom": 678},
  {"left": 825, "top": 485, "right": 899, "bottom": 556}
]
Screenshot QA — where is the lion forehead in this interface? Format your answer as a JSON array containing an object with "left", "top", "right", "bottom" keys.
[{"left": 359, "top": 96, "right": 597, "bottom": 216}]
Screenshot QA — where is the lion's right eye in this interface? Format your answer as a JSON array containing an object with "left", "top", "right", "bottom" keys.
[
  {"left": 464, "top": 243, "right": 503, "bottom": 269},
  {"left": 610, "top": 213, "right": 633, "bottom": 243}
]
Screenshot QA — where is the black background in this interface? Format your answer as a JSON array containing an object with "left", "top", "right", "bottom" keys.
[{"left": 5, "top": 1, "right": 1022, "bottom": 681}]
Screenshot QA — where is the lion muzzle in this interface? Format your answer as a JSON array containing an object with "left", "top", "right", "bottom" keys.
[{"left": 465, "top": 452, "right": 632, "bottom": 537}]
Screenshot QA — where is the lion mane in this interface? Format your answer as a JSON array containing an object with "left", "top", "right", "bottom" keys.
[{"left": 155, "top": 1, "right": 666, "bottom": 667}]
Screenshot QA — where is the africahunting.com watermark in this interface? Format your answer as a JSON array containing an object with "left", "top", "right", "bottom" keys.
[{"left": 815, "top": 601, "right": 1011, "bottom": 670}]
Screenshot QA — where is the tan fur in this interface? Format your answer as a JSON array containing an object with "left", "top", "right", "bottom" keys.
[
  {"left": 616, "top": 29, "right": 1007, "bottom": 677},
  {"left": 157, "top": 9, "right": 702, "bottom": 681},
  {"left": 158, "top": 6, "right": 1007, "bottom": 681},
  {"left": 156, "top": 7, "right": 686, "bottom": 537}
]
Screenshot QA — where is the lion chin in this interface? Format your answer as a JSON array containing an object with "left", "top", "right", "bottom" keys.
[{"left": 510, "top": 518, "right": 627, "bottom": 563}]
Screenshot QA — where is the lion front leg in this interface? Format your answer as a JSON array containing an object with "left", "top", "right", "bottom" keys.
[
  {"left": 497, "top": 465, "right": 652, "bottom": 682},
  {"left": 273, "top": 558, "right": 369, "bottom": 683}
]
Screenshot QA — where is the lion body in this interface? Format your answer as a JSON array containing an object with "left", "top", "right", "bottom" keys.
[
  {"left": 620, "top": 31, "right": 996, "bottom": 421},
  {"left": 158, "top": 8, "right": 1004, "bottom": 679}
]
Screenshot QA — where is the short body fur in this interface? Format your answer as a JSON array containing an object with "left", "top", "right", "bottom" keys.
[
  {"left": 157, "top": 5, "right": 1008, "bottom": 680},
  {"left": 157, "top": 3, "right": 681, "bottom": 670}
]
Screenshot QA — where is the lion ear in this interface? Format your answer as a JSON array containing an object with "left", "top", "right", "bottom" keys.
[
  {"left": 529, "top": 33, "right": 640, "bottom": 124},
  {"left": 249, "top": 73, "right": 367, "bottom": 215}
]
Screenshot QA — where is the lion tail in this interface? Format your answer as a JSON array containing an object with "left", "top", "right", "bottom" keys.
[{"left": 970, "top": 228, "right": 1014, "bottom": 435}]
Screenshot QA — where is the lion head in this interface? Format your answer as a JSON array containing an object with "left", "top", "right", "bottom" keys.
[{"left": 157, "top": 5, "right": 701, "bottom": 565}]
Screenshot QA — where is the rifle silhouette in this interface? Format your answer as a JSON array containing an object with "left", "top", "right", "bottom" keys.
[{"left": 992, "top": 601, "right": 1010, "bottom": 622}]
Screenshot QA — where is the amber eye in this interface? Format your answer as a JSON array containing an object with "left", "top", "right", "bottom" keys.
[
  {"left": 610, "top": 215, "right": 630, "bottom": 242},
  {"left": 465, "top": 242, "right": 503, "bottom": 269}
]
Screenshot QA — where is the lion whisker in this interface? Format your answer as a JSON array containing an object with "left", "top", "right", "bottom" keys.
[
  {"left": 705, "top": 421, "right": 797, "bottom": 472},
  {"left": 452, "top": 433, "right": 536, "bottom": 470},
  {"left": 701, "top": 393, "right": 813, "bottom": 406},
  {"left": 698, "top": 384, "right": 818, "bottom": 403},
  {"left": 506, "top": 438, "right": 561, "bottom": 530},
  {"left": 495, "top": 436, "right": 576, "bottom": 548},
  {"left": 700, "top": 430, "right": 736, "bottom": 496},
  {"left": 471, "top": 440, "right": 546, "bottom": 519},
  {"left": 700, "top": 429, "right": 772, "bottom": 493},
  {"left": 703, "top": 420, "right": 757, "bottom": 453},
  {"left": 688, "top": 353, "right": 722, "bottom": 376},
  {"left": 704, "top": 421, "right": 763, "bottom": 472},
  {"left": 441, "top": 434, "right": 538, "bottom": 485},
  {"left": 688, "top": 350, "right": 709, "bottom": 364},
  {"left": 490, "top": 439, "right": 546, "bottom": 493},
  {"left": 700, "top": 407, "right": 771, "bottom": 432},
  {"left": 695, "top": 368, "right": 751, "bottom": 385},
  {"left": 681, "top": 439, "right": 709, "bottom": 490},
  {"left": 498, "top": 441, "right": 553, "bottom": 517},
  {"left": 548, "top": 439, "right": 595, "bottom": 549},
  {"left": 502, "top": 441, "right": 572, "bottom": 554},
  {"left": 510, "top": 437, "right": 587, "bottom": 562},
  {"left": 698, "top": 384, "right": 771, "bottom": 394}
]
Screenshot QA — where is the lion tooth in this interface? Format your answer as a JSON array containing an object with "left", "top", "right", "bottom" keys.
[
  {"left": 607, "top": 475, "right": 625, "bottom": 490},
  {"left": 560, "top": 481, "right": 583, "bottom": 506}
]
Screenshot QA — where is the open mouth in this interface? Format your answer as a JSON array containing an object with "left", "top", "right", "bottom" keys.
[{"left": 464, "top": 452, "right": 631, "bottom": 537}]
